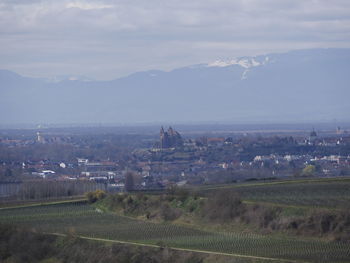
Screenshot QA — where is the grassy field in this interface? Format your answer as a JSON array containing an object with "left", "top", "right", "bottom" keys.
[{"left": 0, "top": 201, "right": 349, "bottom": 263}]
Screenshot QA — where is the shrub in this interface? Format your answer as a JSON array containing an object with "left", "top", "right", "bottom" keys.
[
  {"left": 86, "top": 190, "right": 107, "bottom": 203},
  {"left": 160, "top": 204, "right": 182, "bottom": 221},
  {"left": 302, "top": 165, "right": 316, "bottom": 176},
  {"left": 202, "top": 189, "right": 245, "bottom": 222},
  {"left": 258, "top": 206, "right": 282, "bottom": 228}
]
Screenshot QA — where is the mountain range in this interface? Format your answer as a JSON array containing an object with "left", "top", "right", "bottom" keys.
[{"left": 1, "top": 48, "right": 349, "bottom": 125}]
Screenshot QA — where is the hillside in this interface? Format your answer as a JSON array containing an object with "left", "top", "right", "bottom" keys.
[{"left": 1, "top": 178, "right": 350, "bottom": 263}]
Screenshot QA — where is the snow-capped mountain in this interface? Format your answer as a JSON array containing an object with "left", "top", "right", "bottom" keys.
[
  {"left": 46, "top": 75, "right": 94, "bottom": 83},
  {"left": 207, "top": 56, "right": 267, "bottom": 68},
  {"left": 1, "top": 48, "right": 349, "bottom": 125}
]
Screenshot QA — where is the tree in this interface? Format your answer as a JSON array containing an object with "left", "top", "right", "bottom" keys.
[
  {"left": 302, "top": 165, "right": 316, "bottom": 176},
  {"left": 4, "top": 168, "right": 13, "bottom": 177},
  {"left": 86, "top": 189, "right": 107, "bottom": 203},
  {"left": 203, "top": 189, "right": 245, "bottom": 222},
  {"left": 124, "top": 172, "right": 135, "bottom": 192}
]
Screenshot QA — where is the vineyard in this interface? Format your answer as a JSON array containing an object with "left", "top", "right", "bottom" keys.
[
  {"left": 0, "top": 201, "right": 349, "bottom": 262},
  {"left": 200, "top": 178, "right": 350, "bottom": 209}
]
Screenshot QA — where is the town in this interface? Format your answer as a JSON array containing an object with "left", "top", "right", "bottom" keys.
[{"left": 1, "top": 125, "right": 349, "bottom": 197}]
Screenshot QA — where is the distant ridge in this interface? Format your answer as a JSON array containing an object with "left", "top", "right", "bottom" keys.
[{"left": 1, "top": 48, "right": 349, "bottom": 124}]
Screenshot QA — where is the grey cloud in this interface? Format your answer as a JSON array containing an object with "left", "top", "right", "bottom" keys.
[{"left": 0, "top": 0, "right": 349, "bottom": 79}]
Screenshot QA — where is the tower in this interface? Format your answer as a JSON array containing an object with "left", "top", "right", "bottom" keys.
[
  {"left": 37, "top": 132, "right": 44, "bottom": 143},
  {"left": 160, "top": 126, "right": 165, "bottom": 148},
  {"left": 309, "top": 128, "right": 317, "bottom": 144},
  {"left": 159, "top": 126, "right": 183, "bottom": 149}
]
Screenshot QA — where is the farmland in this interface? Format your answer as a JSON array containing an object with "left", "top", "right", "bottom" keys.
[
  {"left": 199, "top": 177, "right": 350, "bottom": 209},
  {"left": 0, "top": 197, "right": 349, "bottom": 263}
]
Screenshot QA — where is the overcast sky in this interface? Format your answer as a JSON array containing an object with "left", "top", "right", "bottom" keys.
[{"left": 1, "top": 0, "right": 350, "bottom": 80}]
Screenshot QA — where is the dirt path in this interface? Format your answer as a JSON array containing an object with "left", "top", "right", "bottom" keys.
[{"left": 49, "top": 232, "right": 309, "bottom": 263}]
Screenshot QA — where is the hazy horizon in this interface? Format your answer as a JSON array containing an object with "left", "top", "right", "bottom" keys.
[
  {"left": 1, "top": 120, "right": 350, "bottom": 131},
  {"left": 0, "top": 47, "right": 348, "bottom": 81}
]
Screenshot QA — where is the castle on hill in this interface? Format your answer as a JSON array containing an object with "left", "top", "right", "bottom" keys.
[{"left": 160, "top": 126, "right": 183, "bottom": 148}]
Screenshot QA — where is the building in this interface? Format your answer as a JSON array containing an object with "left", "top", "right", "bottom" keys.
[
  {"left": 160, "top": 126, "right": 183, "bottom": 148},
  {"left": 307, "top": 129, "right": 318, "bottom": 145},
  {"left": 37, "top": 132, "right": 45, "bottom": 143}
]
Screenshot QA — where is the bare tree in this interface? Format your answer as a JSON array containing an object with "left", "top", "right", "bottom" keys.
[{"left": 124, "top": 171, "right": 135, "bottom": 192}]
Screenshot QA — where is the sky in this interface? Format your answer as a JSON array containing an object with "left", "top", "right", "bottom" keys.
[{"left": 0, "top": 0, "right": 350, "bottom": 80}]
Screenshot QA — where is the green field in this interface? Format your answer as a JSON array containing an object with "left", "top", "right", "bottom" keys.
[
  {"left": 199, "top": 178, "right": 350, "bottom": 209},
  {"left": 0, "top": 201, "right": 349, "bottom": 263}
]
